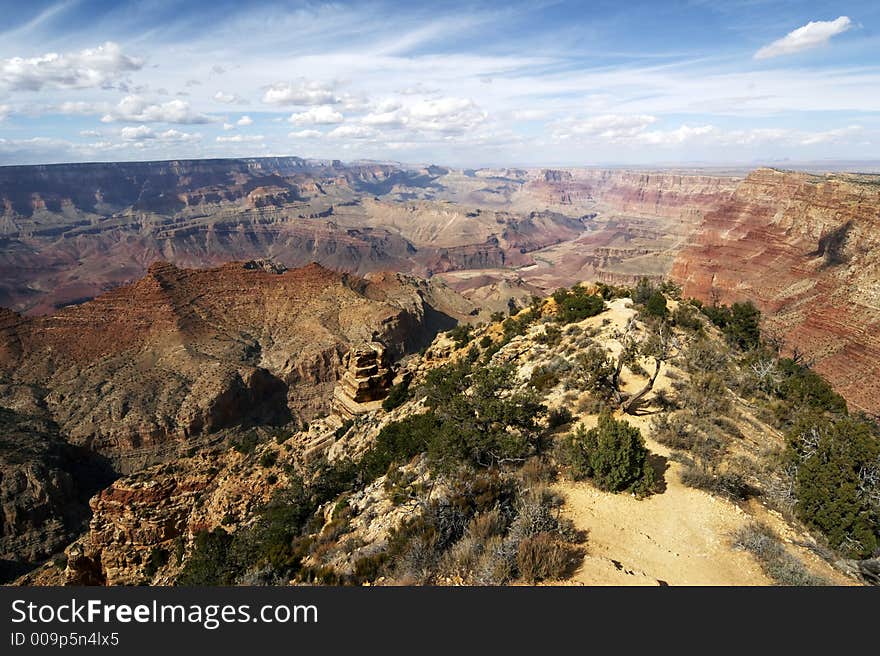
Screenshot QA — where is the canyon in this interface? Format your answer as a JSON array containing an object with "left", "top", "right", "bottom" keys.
[
  {"left": 3, "top": 157, "right": 879, "bottom": 414},
  {"left": 2, "top": 156, "right": 880, "bottom": 584}
]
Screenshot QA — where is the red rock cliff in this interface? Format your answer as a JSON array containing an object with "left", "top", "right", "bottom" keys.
[{"left": 671, "top": 167, "right": 880, "bottom": 414}]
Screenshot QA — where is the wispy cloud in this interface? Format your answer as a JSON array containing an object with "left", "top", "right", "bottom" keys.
[
  {"left": 755, "top": 16, "right": 853, "bottom": 59},
  {"left": 0, "top": 2, "right": 877, "bottom": 165}
]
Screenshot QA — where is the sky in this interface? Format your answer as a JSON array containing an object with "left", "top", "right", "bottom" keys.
[{"left": 0, "top": 0, "right": 878, "bottom": 167}]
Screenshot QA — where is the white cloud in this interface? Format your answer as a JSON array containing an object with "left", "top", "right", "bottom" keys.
[
  {"left": 555, "top": 114, "right": 657, "bottom": 141},
  {"left": 79, "top": 129, "right": 102, "bottom": 137},
  {"left": 288, "top": 106, "right": 343, "bottom": 125},
  {"left": 0, "top": 42, "right": 143, "bottom": 91},
  {"left": 797, "top": 124, "right": 863, "bottom": 146},
  {"left": 101, "top": 95, "right": 216, "bottom": 124},
  {"left": 638, "top": 124, "right": 716, "bottom": 145},
  {"left": 121, "top": 125, "right": 201, "bottom": 142},
  {"left": 755, "top": 16, "right": 852, "bottom": 60},
  {"left": 236, "top": 115, "right": 253, "bottom": 126},
  {"left": 262, "top": 80, "right": 340, "bottom": 105},
  {"left": 407, "top": 97, "right": 487, "bottom": 132},
  {"left": 120, "top": 125, "right": 154, "bottom": 140},
  {"left": 288, "top": 129, "right": 322, "bottom": 139},
  {"left": 326, "top": 125, "right": 377, "bottom": 139},
  {"left": 216, "top": 134, "right": 265, "bottom": 143},
  {"left": 214, "top": 90, "right": 247, "bottom": 104},
  {"left": 223, "top": 122, "right": 234, "bottom": 130},
  {"left": 0, "top": 104, "right": 9, "bottom": 121},
  {"left": 359, "top": 97, "right": 487, "bottom": 134},
  {"left": 54, "top": 100, "right": 108, "bottom": 115}
]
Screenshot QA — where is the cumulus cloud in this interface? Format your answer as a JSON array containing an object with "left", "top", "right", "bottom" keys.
[
  {"left": 0, "top": 42, "right": 143, "bottom": 91},
  {"left": 360, "top": 97, "right": 487, "bottom": 134},
  {"left": 288, "top": 106, "right": 343, "bottom": 125},
  {"left": 755, "top": 16, "right": 852, "bottom": 59},
  {"left": 216, "top": 134, "right": 264, "bottom": 143},
  {"left": 262, "top": 80, "right": 340, "bottom": 106},
  {"left": 236, "top": 115, "right": 253, "bottom": 126},
  {"left": 288, "top": 129, "right": 322, "bottom": 139},
  {"left": 214, "top": 91, "right": 247, "bottom": 104},
  {"left": 120, "top": 125, "right": 153, "bottom": 141},
  {"left": 101, "top": 95, "right": 216, "bottom": 124},
  {"left": 79, "top": 129, "right": 102, "bottom": 138},
  {"left": 0, "top": 104, "right": 9, "bottom": 121},
  {"left": 121, "top": 125, "right": 201, "bottom": 142}
]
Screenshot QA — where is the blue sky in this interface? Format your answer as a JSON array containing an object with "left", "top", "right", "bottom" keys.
[{"left": 0, "top": 0, "right": 878, "bottom": 166}]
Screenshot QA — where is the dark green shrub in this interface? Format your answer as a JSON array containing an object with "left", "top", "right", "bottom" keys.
[
  {"left": 576, "top": 346, "right": 618, "bottom": 401},
  {"left": 382, "top": 378, "right": 412, "bottom": 412},
  {"left": 595, "top": 281, "right": 631, "bottom": 300},
  {"left": 177, "top": 528, "right": 234, "bottom": 585},
  {"left": 423, "top": 362, "right": 546, "bottom": 471},
  {"left": 551, "top": 286, "right": 605, "bottom": 324},
  {"left": 479, "top": 335, "right": 493, "bottom": 349},
  {"left": 501, "top": 309, "right": 537, "bottom": 340},
  {"left": 143, "top": 547, "right": 169, "bottom": 580},
  {"left": 644, "top": 290, "right": 668, "bottom": 318},
  {"left": 259, "top": 450, "right": 278, "bottom": 468},
  {"left": 360, "top": 413, "right": 440, "bottom": 481},
  {"left": 447, "top": 324, "right": 473, "bottom": 349},
  {"left": 785, "top": 416, "right": 879, "bottom": 557},
  {"left": 775, "top": 359, "right": 847, "bottom": 418},
  {"left": 633, "top": 277, "right": 654, "bottom": 305},
  {"left": 701, "top": 301, "right": 762, "bottom": 350},
  {"left": 559, "top": 413, "right": 655, "bottom": 495}
]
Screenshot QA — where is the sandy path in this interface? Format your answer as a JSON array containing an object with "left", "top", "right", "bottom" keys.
[{"left": 556, "top": 460, "right": 771, "bottom": 586}]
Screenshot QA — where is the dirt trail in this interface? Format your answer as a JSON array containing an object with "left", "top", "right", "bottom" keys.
[
  {"left": 552, "top": 298, "right": 852, "bottom": 586},
  {"left": 556, "top": 458, "right": 771, "bottom": 586}
]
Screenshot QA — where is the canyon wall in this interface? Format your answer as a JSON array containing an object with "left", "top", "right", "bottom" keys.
[{"left": 671, "top": 168, "right": 880, "bottom": 415}]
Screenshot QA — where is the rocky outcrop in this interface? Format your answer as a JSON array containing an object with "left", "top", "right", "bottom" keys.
[
  {"left": 332, "top": 343, "right": 394, "bottom": 417},
  {"left": 671, "top": 168, "right": 880, "bottom": 415}
]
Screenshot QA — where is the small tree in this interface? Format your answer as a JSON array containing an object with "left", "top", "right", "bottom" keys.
[
  {"left": 560, "top": 413, "right": 655, "bottom": 495},
  {"left": 644, "top": 290, "right": 668, "bottom": 318},
  {"left": 633, "top": 277, "right": 654, "bottom": 305},
  {"left": 785, "top": 415, "right": 879, "bottom": 557}
]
